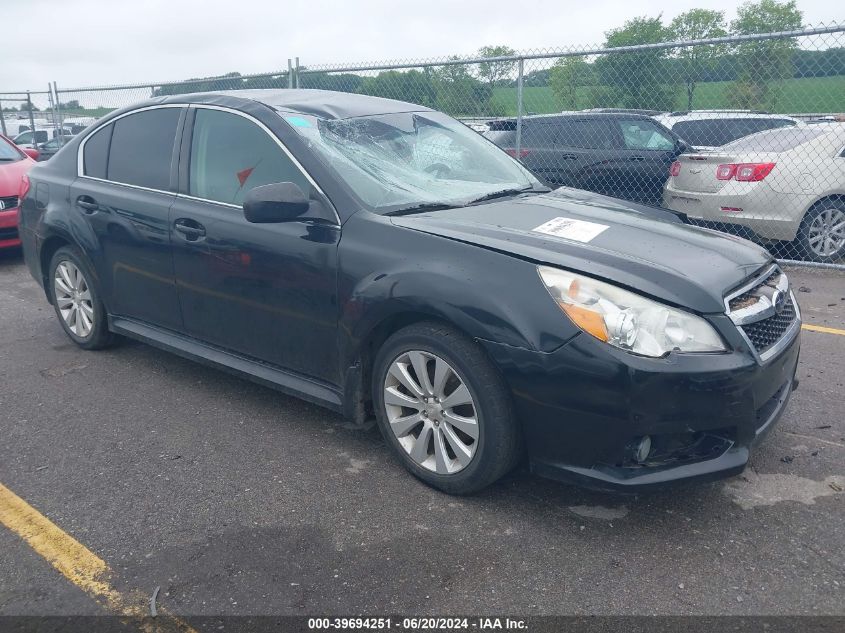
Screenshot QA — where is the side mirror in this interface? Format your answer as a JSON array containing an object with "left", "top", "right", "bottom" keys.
[
  {"left": 674, "top": 139, "right": 692, "bottom": 155},
  {"left": 243, "top": 182, "right": 310, "bottom": 223},
  {"left": 22, "top": 148, "right": 40, "bottom": 160}
]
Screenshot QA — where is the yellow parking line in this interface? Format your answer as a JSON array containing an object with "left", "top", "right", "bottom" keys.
[
  {"left": 0, "top": 481, "right": 195, "bottom": 632},
  {"left": 802, "top": 323, "right": 845, "bottom": 336}
]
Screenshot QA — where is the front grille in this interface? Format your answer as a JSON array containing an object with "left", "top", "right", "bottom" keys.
[
  {"left": 729, "top": 270, "right": 780, "bottom": 311},
  {"left": 0, "top": 226, "right": 19, "bottom": 241},
  {"left": 0, "top": 195, "right": 19, "bottom": 210},
  {"left": 741, "top": 294, "right": 797, "bottom": 354}
]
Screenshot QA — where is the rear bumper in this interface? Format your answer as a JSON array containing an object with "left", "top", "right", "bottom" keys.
[
  {"left": 663, "top": 182, "right": 802, "bottom": 242},
  {"left": 0, "top": 207, "right": 21, "bottom": 249},
  {"left": 481, "top": 323, "right": 800, "bottom": 493}
]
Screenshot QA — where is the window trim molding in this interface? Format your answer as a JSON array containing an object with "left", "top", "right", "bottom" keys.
[
  {"left": 76, "top": 102, "right": 340, "bottom": 225},
  {"left": 76, "top": 103, "right": 184, "bottom": 185}
]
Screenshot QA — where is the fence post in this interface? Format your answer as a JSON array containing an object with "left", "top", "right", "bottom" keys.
[
  {"left": 294, "top": 57, "right": 301, "bottom": 88},
  {"left": 287, "top": 60, "right": 293, "bottom": 89},
  {"left": 26, "top": 92, "right": 36, "bottom": 144},
  {"left": 53, "top": 82, "right": 65, "bottom": 146},
  {"left": 0, "top": 98, "right": 6, "bottom": 137},
  {"left": 515, "top": 57, "right": 524, "bottom": 157}
]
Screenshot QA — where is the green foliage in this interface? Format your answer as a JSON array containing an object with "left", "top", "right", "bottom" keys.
[
  {"left": 729, "top": 0, "right": 803, "bottom": 109},
  {"left": 359, "top": 70, "right": 436, "bottom": 107},
  {"left": 669, "top": 9, "right": 728, "bottom": 109},
  {"left": 549, "top": 57, "right": 592, "bottom": 109},
  {"left": 476, "top": 45, "right": 517, "bottom": 88},
  {"left": 432, "top": 58, "right": 494, "bottom": 116},
  {"left": 596, "top": 15, "right": 676, "bottom": 110}
]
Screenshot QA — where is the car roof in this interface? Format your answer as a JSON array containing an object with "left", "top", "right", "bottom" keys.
[
  {"left": 159, "top": 89, "right": 433, "bottom": 120},
  {"left": 654, "top": 111, "right": 799, "bottom": 123},
  {"left": 486, "top": 111, "right": 657, "bottom": 129}
]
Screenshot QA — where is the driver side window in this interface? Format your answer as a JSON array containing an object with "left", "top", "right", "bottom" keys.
[
  {"left": 189, "top": 109, "right": 311, "bottom": 206},
  {"left": 617, "top": 120, "right": 675, "bottom": 151}
]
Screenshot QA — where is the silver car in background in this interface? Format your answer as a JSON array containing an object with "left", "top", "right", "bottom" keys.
[{"left": 664, "top": 124, "right": 845, "bottom": 263}]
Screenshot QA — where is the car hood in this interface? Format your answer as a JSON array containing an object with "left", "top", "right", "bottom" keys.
[
  {"left": 389, "top": 188, "right": 772, "bottom": 313},
  {"left": 0, "top": 158, "right": 33, "bottom": 198}
]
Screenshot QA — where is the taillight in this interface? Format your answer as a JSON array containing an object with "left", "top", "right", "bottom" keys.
[
  {"left": 669, "top": 161, "right": 681, "bottom": 177},
  {"left": 505, "top": 148, "right": 529, "bottom": 159},
  {"left": 20, "top": 174, "right": 31, "bottom": 200},
  {"left": 716, "top": 164, "right": 736, "bottom": 180},
  {"left": 735, "top": 162, "right": 775, "bottom": 181},
  {"left": 716, "top": 162, "right": 775, "bottom": 182}
]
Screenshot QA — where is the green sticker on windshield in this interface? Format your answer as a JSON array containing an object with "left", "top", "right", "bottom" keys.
[{"left": 285, "top": 116, "right": 312, "bottom": 128}]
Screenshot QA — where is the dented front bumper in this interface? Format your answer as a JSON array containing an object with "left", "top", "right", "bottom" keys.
[{"left": 480, "top": 322, "right": 801, "bottom": 492}]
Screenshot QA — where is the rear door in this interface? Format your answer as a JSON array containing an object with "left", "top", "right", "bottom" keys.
[
  {"left": 614, "top": 118, "right": 678, "bottom": 204},
  {"left": 70, "top": 105, "right": 185, "bottom": 330},
  {"left": 528, "top": 117, "right": 622, "bottom": 194}
]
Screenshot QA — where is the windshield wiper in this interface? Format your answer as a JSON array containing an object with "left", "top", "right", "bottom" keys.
[
  {"left": 465, "top": 186, "right": 538, "bottom": 205},
  {"left": 384, "top": 202, "right": 461, "bottom": 216}
]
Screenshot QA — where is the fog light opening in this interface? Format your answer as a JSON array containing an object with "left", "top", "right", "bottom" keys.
[{"left": 631, "top": 435, "right": 652, "bottom": 464}]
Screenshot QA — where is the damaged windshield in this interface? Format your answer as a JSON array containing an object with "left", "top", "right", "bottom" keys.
[{"left": 283, "top": 111, "right": 539, "bottom": 213}]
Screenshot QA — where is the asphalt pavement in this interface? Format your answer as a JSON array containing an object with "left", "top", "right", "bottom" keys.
[{"left": 1, "top": 247, "right": 843, "bottom": 618}]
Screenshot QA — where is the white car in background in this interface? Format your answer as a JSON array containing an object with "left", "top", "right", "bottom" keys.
[
  {"left": 664, "top": 124, "right": 845, "bottom": 262},
  {"left": 654, "top": 111, "right": 801, "bottom": 151}
]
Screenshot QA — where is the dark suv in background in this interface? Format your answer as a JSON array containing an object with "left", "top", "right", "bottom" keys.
[{"left": 483, "top": 112, "right": 688, "bottom": 206}]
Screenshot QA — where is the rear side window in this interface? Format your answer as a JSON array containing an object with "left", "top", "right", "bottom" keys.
[
  {"left": 553, "top": 119, "right": 619, "bottom": 149},
  {"left": 107, "top": 108, "right": 181, "bottom": 190},
  {"left": 83, "top": 124, "right": 112, "bottom": 179},
  {"left": 188, "top": 108, "right": 310, "bottom": 206}
]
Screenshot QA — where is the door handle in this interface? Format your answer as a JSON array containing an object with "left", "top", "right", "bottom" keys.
[
  {"left": 629, "top": 155, "right": 646, "bottom": 162},
  {"left": 76, "top": 196, "right": 100, "bottom": 214},
  {"left": 559, "top": 153, "right": 578, "bottom": 160},
  {"left": 174, "top": 218, "right": 207, "bottom": 241}
]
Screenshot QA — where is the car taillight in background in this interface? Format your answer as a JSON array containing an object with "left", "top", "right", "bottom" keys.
[
  {"left": 20, "top": 174, "right": 31, "bottom": 200},
  {"left": 669, "top": 161, "right": 681, "bottom": 177},
  {"left": 716, "top": 162, "right": 776, "bottom": 182},
  {"left": 504, "top": 148, "right": 529, "bottom": 159}
]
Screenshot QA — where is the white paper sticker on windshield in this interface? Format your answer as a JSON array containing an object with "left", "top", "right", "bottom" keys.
[{"left": 532, "top": 217, "right": 608, "bottom": 243}]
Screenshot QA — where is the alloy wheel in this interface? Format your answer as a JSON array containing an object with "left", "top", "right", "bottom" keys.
[
  {"left": 383, "top": 350, "right": 479, "bottom": 475},
  {"left": 54, "top": 260, "right": 94, "bottom": 338},
  {"left": 807, "top": 208, "right": 845, "bottom": 257}
]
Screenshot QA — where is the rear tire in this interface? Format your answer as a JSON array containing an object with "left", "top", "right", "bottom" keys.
[
  {"left": 48, "top": 246, "right": 114, "bottom": 350},
  {"left": 372, "top": 322, "right": 521, "bottom": 495},
  {"left": 793, "top": 201, "right": 845, "bottom": 263}
]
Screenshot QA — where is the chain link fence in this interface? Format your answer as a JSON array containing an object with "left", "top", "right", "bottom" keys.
[{"left": 3, "top": 23, "right": 844, "bottom": 267}]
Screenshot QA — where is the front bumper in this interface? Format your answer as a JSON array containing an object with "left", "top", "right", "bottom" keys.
[
  {"left": 481, "top": 322, "right": 800, "bottom": 492},
  {"left": 0, "top": 207, "right": 21, "bottom": 249}
]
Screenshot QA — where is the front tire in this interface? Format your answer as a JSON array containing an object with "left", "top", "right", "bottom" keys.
[
  {"left": 49, "top": 246, "right": 114, "bottom": 350},
  {"left": 372, "top": 322, "right": 521, "bottom": 495},
  {"left": 794, "top": 202, "right": 845, "bottom": 263}
]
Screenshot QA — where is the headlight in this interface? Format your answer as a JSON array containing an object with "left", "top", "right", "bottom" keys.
[{"left": 537, "top": 266, "right": 725, "bottom": 357}]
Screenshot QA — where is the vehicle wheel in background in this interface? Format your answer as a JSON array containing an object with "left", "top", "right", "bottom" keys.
[
  {"left": 48, "top": 246, "right": 114, "bottom": 350},
  {"left": 372, "top": 321, "right": 522, "bottom": 495},
  {"left": 794, "top": 201, "right": 845, "bottom": 263}
]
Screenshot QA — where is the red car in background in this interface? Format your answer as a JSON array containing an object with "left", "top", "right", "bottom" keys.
[{"left": 0, "top": 134, "right": 38, "bottom": 250}]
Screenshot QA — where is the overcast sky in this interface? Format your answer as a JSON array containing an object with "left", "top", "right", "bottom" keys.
[{"left": 2, "top": 0, "right": 837, "bottom": 92}]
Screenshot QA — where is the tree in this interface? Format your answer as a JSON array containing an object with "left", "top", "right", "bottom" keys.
[
  {"left": 729, "top": 0, "right": 803, "bottom": 110},
  {"left": 669, "top": 9, "right": 728, "bottom": 110},
  {"left": 19, "top": 102, "right": 40, "bottom": 112},
  {"left": 476, "top": 45, "right": 516, "bottom": 91},
  {"left": 433, "top": 57, "right": 492, "bottom": 116},
  {"left": 549, "top": 57, "right": 592, "bottom": 110},
  {"left": 359, "top": 70, "right": 436, "bottom": 108},
  {"left": 596, "top": 16, "right": 675, "bottom": 110}
]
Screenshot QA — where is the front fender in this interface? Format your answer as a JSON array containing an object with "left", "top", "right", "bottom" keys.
[{"left": 337, "top": 212, "right": 580, "bottom": 371}]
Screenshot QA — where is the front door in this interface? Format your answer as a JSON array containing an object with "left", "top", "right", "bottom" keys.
[
  {"left": 614, "top": 118, "right": 678, "bottom": 205},
  {"left": 170, "top": 107, "right": 340, "bottom": 383}
]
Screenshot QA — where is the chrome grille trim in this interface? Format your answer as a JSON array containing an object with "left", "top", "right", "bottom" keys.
[{"left": 724, "top": 264, "right": 801, "bottom": 364}]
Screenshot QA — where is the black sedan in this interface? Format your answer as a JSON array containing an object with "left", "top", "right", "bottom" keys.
[{"left": 19, "top": 90, "right": 801, "bottom": 494}]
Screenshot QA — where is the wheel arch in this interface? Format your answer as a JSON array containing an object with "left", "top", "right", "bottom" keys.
[
  {"left": 341, "top": 309, "right": 509, "bottom": 427},
  {"left": 39, "top": 233, "right": 74, "bottom": 303}
]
